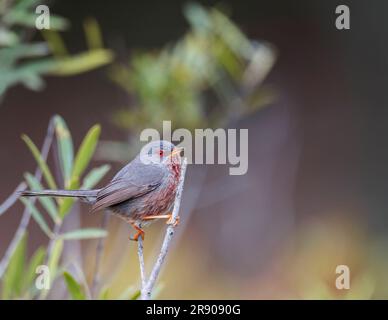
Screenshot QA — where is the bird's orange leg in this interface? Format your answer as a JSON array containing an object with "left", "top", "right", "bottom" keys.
[
  {"left": 142, "top": 213, "right": 180, "bottom": 226},
  {"left": 142, "top": 214, "right": 171, "bottom": 220},
  {"left": 129, "top": 222, "right": 145, "bottom": 241}
]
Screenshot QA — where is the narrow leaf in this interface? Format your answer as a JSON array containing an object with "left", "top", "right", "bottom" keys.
[
  {"left": 58, "top": 198, "right": 75, "bottom": 219},
  {"left": 24, "top": 172, "right": 60, "bottom": 224},
  {"left": 41, "top": 30, "right": 68, "bottom": 57},
  {"left": 51, "top": 50, "right": 113, "bottom": 76},
  {"left": 47, "top": 239, "right": 63, "bottom": 281},
  {"left": 83, "top": 17, "right": 103, "bottom": 49},
  {"left": 38, "top": 239, "right": 63, "bottom": 299},
  {"left": 53, "top": 115, "right": 74, "bottom": 186},
  {"left": 58, "top": 176, "right": 78, "bottom": 219},
  {"left": 21, "top": 134, "right": 57, "bottom": 189},
  {"left": 72, "top": 124, "right": 101, "bottom": 179},
  {"left": 2, "top": 233, "right": 27, "bottom": 299},
  {"left": 58, "top": 228, "right": 107, "bottom": 241},
  {"left": 20, "top": 198, "right": 53, "bottom": 238},
  {"left": 57, "top": 124, "right": 101, "bottom": 218},
  {"left": 81, "top": 165, "right": 110, "bottom": 189},
  {"left": 63, "top": 272, "right": 86, "bottom": 300},
  {"left": 24, "top": 247, "right": 46, "bottom": 293}
]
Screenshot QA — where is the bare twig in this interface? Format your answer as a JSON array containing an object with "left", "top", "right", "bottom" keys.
[
  {"left": 137, "top": 235, "right": 146, "bottom": 291},
  {"left": 0, "top": 182, "right": 26, "bottom": 217},
  {"left": 46, "top": 222, "right": 61, "bottom": 258},
  {"left": 138, "top": 158, "right": 188, "bottom": 300},
  {"left": 0, "top": 118, "right": 56, "bottom": 278},
  {"left": 91, "top": 212, "right": 110, "bottom": 298}
]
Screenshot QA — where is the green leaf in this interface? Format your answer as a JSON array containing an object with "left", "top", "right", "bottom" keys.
[
  {"left": 20, "top": 71, "right": 44, "bottom": 90},
  {"left": 42, "top": 30, "right": 68, "bottom": 57},
  {"left": 81, "top": 165, "right": 110, "bottom": 189},
  {"left": 130, "top": 290, "right": 141, "bottom": 300},
  {"left": 72, "top": 124, "right": 101, "bottom": 179},
  {"left": 24, "top": 172, "right": 60, "bottom": 224},
  {"left": 0, "top": 28, "right": 19, "bottom": 46},
  {"left": 48, "top": 239, "right": 63, "bottom": 279},
  {"left": 23, "top": 247, "right": 46, "bottom": 294},
  {"left": 53, "top": 115, "right": 74, "bottom": 186},
  {"left": 40, "top": 239, "right": 64, "bottom": 301},
  {"left": 51, "top": 49, "right": 113, "bottom": 76},
  {"left": 13, "top": 0, "right": 41, "bottom": 11},
  {"left": 58, "top": 124, "right": 101, "bottom": 218},
  {"left": 2, "top": 233, "right": 27, "bottom": 299},
  {"left": 20, "top": 198, "right": 53, "bottom": 238},
  {"left": 0, "top": 43, "right": 49, "bottom": 65},
  {"left": 58, "top": 228, "right": 107, "bottom": 241},
  {"left": 21, "top": 134, "right": 57, "bottom": 189},
  {"left": 4, "top": 10, "right": 68, "bottom": 30},
  {"left": 0, "top": 59, "right": 57, "bottom": 94},
  {"left": 58, "top": 198, "right": 75, "bottom": 219},
  {"left": 63, "top": 272, "right": 86, "bottom": 300},
  {"left": 83, "top": 17, "right": 103, "bottom": 50},
  {"left": 39, "top": 238, "right": 63, "bottom": 297}
]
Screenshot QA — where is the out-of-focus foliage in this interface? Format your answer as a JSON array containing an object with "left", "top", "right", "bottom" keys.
[
  {"left": 21, "top": 115, "right": 109, "bottom": 221},
  {"left": 1, "top": 233, "right": 46, "bottom": 299},
  {"left": 288, "top": 219, "right": 376, "bottom": 299},
  {"left": 147, "top": 217, "right": 388, "bottom": 299},
  {"left": 0, "top": 0, "right": 113, "bottom": 99},
  {"left": 0, "top": 116, "right": 110, "bottom": 299},
  {"left": 102, "top": 2, "right": 276, "bottom": 161}
]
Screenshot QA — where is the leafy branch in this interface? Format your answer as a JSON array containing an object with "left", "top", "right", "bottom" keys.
[
  {"left": 0, "top": 115, "right": 110, "bottom": 299},
  {"left": 0, "top": 116, "right": 55, "bottom": 281},
  {"left": 0, "top": 0, "right": 113, "bottom": 100}
]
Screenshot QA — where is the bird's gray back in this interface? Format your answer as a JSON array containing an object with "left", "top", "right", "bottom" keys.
[{"left": 112, "top": 155, "right": 168, "bottom": 186}]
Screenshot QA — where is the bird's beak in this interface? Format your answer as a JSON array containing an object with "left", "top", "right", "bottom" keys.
[{"left": 169, "top": 147, "right": 184, "bottom": 158}]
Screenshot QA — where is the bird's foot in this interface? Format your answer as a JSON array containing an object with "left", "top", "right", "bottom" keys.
[
  {"left": 129, "top": 223, "right": 145, "bottom": 241},
  {"left": 129, "top": 229, "right": 145, "bottom": 241},
  {"left": 166, "top": 214, "right": 180, "bottom": 227}
]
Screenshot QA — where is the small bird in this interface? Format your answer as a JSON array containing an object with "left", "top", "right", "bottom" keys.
[{"left": 20, "top": 140, "right": 184, "bottom": 241}]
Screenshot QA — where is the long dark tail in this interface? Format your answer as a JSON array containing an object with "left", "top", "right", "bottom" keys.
[{"left": 19, "top": 189, "right": 99, "bottom": 203}]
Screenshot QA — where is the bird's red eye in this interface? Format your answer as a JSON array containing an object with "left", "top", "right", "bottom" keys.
[{"left": 159, "top": 150, "right": 164, "bottom": 156}]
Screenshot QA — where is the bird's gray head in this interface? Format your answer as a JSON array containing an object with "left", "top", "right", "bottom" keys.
[{"left": 139, "top": 140, "right": 183, "bottom": 165}]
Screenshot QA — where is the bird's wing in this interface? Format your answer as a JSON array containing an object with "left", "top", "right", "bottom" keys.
[
  {"left": 91, "top": 179, "right": 160, "bottom": 212},
  {"left": 91, "top": 160, "right": 166, "bottom": 212}
]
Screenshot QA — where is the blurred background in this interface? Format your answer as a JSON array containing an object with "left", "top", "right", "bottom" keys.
[{"left": 1, "top": 0, "right": 388, "bottom": 299}]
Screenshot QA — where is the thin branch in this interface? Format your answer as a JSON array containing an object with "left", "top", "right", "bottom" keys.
[
  {"left": 139, "top": 158, "right": 188, "bottom": 300},
  {"left": 91, "top": 212, "right": 110, "bottom": 298},
  {"left": 0, "top": 118, "right": 56, "bottom": 279},
  {"left": 0, "top": 182, "right": 26, "bottom": 217},
  {"left": 46, "top": 222, "right": 62, "bottom": 258},
  {"left": 137, "top": 235, "right": 146, "bottom": 291}
]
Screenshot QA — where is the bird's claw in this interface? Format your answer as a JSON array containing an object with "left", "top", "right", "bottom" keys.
[
  {"left": 129, "top": 230, "right": 145, "bottom": 241},
  {"left": 129, "top": 224, "right": 145, "bottom": 241},
  {"left": 166, "top": 215, "right": 180, "bottom": 227}
]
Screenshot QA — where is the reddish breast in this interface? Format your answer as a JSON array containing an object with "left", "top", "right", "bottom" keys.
[{"left": 142, "top": 161, "right": 181, "bottom": 217}]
